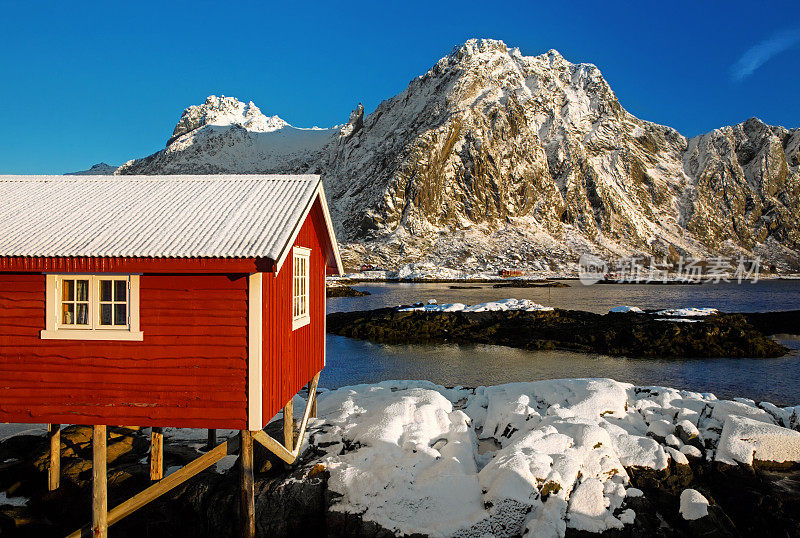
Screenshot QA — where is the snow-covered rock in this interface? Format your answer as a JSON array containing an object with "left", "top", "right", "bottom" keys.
[
  {"left": 654, "top": 308, "right": 719, "bottom": 317},
  {"left": 679, "top": 489, "right": 709, "bottom": 520},
  {"left": 398, "top": 298, "right": 553, "bottom": 312},
  {"left": 609, "top": 306, "right": 644, "bottom": 313},
  {"left": 305, "top": 378, "right": 800, "bottom": 537},
  {"left": 716, "top": 415, "right": 800, "bottom": 466}
]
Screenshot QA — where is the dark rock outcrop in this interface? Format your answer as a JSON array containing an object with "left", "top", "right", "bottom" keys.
[
  {"left": 326, "top": 284, "right": 371, "bottom": 297},
  {"left": 326, "top": 308, "right": 790, "bottom": 359}
]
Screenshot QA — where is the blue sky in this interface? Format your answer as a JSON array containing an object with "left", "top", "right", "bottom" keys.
[{"left": 1, "top": 0, "right": 798, "bottom": 173}]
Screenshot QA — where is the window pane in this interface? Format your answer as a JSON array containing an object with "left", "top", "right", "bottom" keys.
[
  {"left": 76, "top": 280, "right": 89, "bottom": 301},
  {"left": 62, "top": 303, "right": 74, "bottom": 325},
  {"left": 114, "top": 280, "right": 126, "bottom": 302},
  {"left": 100, "top": 280, "right": 112, "bottom": 302},
  {"left": 114, "top": 304, "right": 127, "bottom": 326},
  {"left": 100, "top": 303, "right": 113, "bottom": 325},
  {"left": 62, "top": 280, "right": 74, "bottom": 301},
  {"left": 76, "top": 303, "right": 89, "bottom": 325}
]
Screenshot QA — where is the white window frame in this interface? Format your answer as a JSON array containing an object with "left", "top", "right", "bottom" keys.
[
  {"left": 40, "top": 274, "right": 143, "bottom": 341},
  {"left": 292, "top": 247, "right": 311, "bottom": 331}
]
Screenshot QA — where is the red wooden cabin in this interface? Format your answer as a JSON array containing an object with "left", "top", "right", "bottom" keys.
[
  {"left": 0, "top": 174, "right": 343, "bottom": 535},
  {"left": 0, "top": 174, "right": 342, "bottom": 430}
]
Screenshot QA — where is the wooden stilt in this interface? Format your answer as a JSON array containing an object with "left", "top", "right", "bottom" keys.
[
  {"left": 253, "top": 372, "right": 320, "bottom": 465},
  {"left": 68, "top": 436, "right": 240, "bottom": 537},
  {"left": 310, "top": 393, "right": 317, "bottom": 419},
  {"left": 92, "top": 425, "right": 108, "bottom": 538},
  {"left": 283, "top": 400, "right": 294, "bottom": 452},
  {"left": 207, "top": 428, "right": 217, "bottom": 450},
  {"left": 240, "top": 430, "right": 255, "bottom": 538},
  {"left": 149, "top": 427, "right": 163, "bottom": 481},
  {"left": 47, "top": 423, "right": 60, "bottom": 491}
]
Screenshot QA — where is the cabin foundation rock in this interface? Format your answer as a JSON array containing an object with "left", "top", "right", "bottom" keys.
[{"left": 2, "top": 430, "right": 800, "bottom": 537}]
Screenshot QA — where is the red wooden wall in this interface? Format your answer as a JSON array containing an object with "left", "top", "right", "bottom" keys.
[
  {"left": 0, "top": 274, "right": 249, "bottom": 429},
  {"left": 260, "top": 200, "right": 327, "bottom": 424},
  {"left": 0, "top": 199, "right": 335, "bottom": 430}
]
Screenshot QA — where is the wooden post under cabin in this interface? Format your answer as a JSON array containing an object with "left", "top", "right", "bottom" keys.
[
  {"left": 93, "top": 425, "right": 108, "bottom": 538},
  {"left": 239, "top": 430, "right": 255, "bottom": 538},
  {"left": 207, "top": 429, "right": 217, "bottom": 450},
  {"left": 150, "top": 427, "right": 163, "bottom": 481},
  {"left": 310, "top": 392, "right": 317, "bottom": 419},
  {"left": 47, "top": 424, "right": 60, "bottom": 491},
  {"left": 283, "top": 400, "right": 294, "bottom": 452}
]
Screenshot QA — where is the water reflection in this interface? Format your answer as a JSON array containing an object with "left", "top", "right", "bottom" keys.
[
  {"left": 328, "top": 279, "right": 800, "bottom": 314},
  {"left": 324, "top": 281, "right": 800, "bottom": 404}
]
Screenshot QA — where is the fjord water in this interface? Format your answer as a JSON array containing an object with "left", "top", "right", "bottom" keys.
[{"left": 323, "top": 280, "right": 800, "bottom": 404}]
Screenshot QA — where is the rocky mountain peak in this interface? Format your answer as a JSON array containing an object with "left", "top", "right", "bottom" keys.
[
  {"left": 340, "top": 103, "right": 364, "bottom": 138},
  {"left": 113, "top": 40, "right": 800, "bottom": 272},
  {"left": 168, "top": 94, "right": 288, "bottom": 144},
  {"left": 450, "top": 38, "right": 510, "bottom": 60},
  {"left": 64, "top": 162, "right": 119, "bottom": 175}
]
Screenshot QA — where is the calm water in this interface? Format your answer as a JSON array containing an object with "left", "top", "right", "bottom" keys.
[{"left": 323, "top": 280, "right": 800, "bottom": 404}]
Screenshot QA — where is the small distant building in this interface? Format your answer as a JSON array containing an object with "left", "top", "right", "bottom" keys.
[{"left": 499, "top": 268, "right": 524, "bottom": 277}]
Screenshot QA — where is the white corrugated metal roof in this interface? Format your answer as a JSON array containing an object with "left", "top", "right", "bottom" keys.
[{"left": 0, "top": 175, "right": 324, "bottom": 260}]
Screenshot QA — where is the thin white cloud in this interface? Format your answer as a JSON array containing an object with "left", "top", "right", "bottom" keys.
[{"left": 731, "top": 27, "right": 800, "bottom": 81}]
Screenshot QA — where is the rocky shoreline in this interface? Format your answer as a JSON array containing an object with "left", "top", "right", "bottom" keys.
[
  {"left": 2, "top": 379, "right": 799, "bottom": 537},
  {"left": 326, "top": 284, "right": 371, "bottom": 298},
  {"left": 326, "top": 305, "right": 797, "bottom": 359}
]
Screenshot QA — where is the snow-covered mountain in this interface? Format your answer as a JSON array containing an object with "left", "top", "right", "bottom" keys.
[
  {"left": 117, "top": 95, "right": 336, "bottom": 174},
  {"left": 116, "top": 40, "right": 800, "bottom": 271}
]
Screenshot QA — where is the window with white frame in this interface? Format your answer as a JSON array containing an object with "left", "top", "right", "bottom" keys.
[
  {"left": 41, "top": 274, "right": 143, "bottom": 340},
  {"left": 292, "top": 247, "right": 311, "bottom": 330}
]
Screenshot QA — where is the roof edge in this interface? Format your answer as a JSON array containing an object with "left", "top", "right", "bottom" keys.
[
  {"left": 0, "top": 256, "right": 269, "bottom": 274},
  {"left": 273, "top": 179, "right": 344, "bottom": 275}
]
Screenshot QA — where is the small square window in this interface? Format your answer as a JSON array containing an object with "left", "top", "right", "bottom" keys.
[
  {"left": 98, "top": 277, "right": 129, "bottom": 327},
  {"left": 292, "top": 247, "right": 311, "bottom": 330},
  {"left": 41, "top": 274, "right": 143, "bottom": 341}
]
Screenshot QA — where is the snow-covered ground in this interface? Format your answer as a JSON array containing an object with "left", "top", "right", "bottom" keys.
[
  {"left": 0, "top": 423, "right": 45, "bottom": 442},
  {"left": 304, "top": 379, "right": 800, "bottom": 537},
  {"left": 338, "top": 263, "right": 575, "bottom": 282},
  {"left": 3, "top": 379, "right": 799, "bottom": 536}
]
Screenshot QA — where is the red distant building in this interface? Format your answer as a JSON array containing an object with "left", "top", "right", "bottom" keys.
[
  {"left": 0, "top": 174, "right": 343, "bottom": 431},
  {"left": 499, "top": 269, "right": 524, "bottom": 277}
]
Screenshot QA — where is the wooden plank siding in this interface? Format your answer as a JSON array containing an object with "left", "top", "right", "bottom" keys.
[
  {"left": 260, "top": 200, "right": 327, "bottom": 425},
  {"left": 0, "top": 273, "right": 249, "bottom": 429}
]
